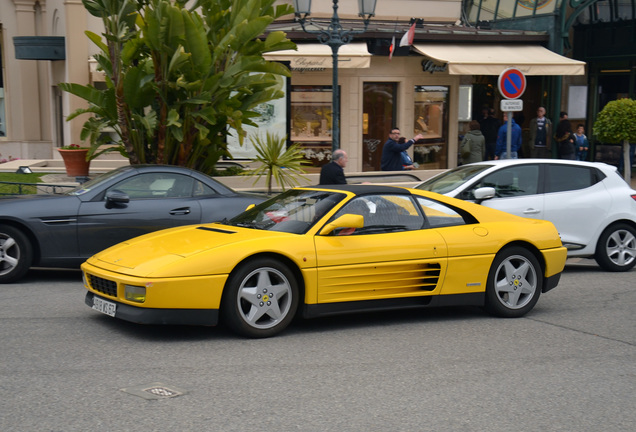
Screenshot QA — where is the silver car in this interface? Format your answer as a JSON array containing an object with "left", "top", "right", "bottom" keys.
[{"left": 416, "top": 159, "right": 636, "bottom": 271}]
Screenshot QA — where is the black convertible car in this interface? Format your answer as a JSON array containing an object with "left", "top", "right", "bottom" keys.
[{"left": 0, "top": 165, "right": 264, "bottom": 283}]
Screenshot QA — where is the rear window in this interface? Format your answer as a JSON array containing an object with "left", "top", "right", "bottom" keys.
[
  {"left": 545, "top": 165, "right": 604, "bottom": 193},
  {"left": 416, "top": 197, "right": 467, "bottom": 228}
]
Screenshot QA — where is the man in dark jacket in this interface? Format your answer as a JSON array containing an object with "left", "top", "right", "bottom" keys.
[
  {"left": 527, "top": 106, "right": 552, "bottom": 158},
  {"left": 319, "top": 149, "right": 348, "bottom": 185},
  {"left": 381, "top": 128, "right": 424, "bottom": 171}
]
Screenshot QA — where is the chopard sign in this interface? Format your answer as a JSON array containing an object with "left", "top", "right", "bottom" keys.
[
  {"left": 292, "top": 57, "right": 328, "bottom": 72},
  {"left": 422, "top": 60, "right": 448, "bottom": 74}
]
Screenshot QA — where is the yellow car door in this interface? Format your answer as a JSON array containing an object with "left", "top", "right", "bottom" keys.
[{"left": 313, "top": 194, "right": 449, "bottom": 303}]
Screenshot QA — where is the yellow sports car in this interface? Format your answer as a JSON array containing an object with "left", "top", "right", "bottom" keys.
[{"left": 83, "top": 185, "right": 567, "bottom": 338}]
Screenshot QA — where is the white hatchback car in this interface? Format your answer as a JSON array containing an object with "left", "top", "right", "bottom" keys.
[{"left": 416, "top": 159, "right": 636, "bottom": 271}]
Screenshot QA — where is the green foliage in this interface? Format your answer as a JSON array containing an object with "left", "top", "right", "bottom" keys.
[
  {"left": 247, "top": 132, "right": 309, "bottom": 195},
  {"left": 593, "top": 98, "right": 636, "bottom": 143},
  {"left": 60, "top": 0, "right": 295, "bottom": 174},
  {"left": 593, "top": 98, "right": 636, "bottom": 181}
]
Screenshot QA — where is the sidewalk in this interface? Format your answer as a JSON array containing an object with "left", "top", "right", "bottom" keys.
[{"left": 3, "top": 158, "right": 636, "bottom": 191}]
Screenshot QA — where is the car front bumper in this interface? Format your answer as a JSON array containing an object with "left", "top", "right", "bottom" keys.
[{"left": 85, "top": 292, "right": 219, "bottom": 326}]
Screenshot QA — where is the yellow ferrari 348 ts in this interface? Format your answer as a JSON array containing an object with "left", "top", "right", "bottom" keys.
[{"left": 83, "top": 185, "right": 567, "bottom": 338}]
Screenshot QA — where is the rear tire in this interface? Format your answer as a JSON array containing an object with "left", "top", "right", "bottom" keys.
[
  {"left": 594, "top": 223, "right": 636, "bottom": 272},
  {"left": 0, "top": 225, "right": 33, "bottom": 284},
  {"left": 222, "top": 258, "right": 299, "bottom": 338},
  {"left": 485, "top": 246, "right": 542, "bottom": 318}
]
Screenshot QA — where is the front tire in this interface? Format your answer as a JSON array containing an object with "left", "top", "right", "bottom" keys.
[
  {"left": 594, "top": 223, "right": 636, "bottom": 272},
  {"left": 0, "top": 225, "right": 33, "bottom": 284},
  {"left": 222, "top": 258, "right": 299, "bottom": 338},
  {"left": 485, "top": 246, "right": 542, "bottom": 318}
]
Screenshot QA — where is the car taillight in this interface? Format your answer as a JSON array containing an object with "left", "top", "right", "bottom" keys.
[{"left": 631, "top": 195, "right": 636, "bottom": 202}]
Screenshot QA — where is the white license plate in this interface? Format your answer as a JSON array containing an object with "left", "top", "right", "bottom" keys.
[{"left": 92, "top": 296, "right": 116, "bottom": 317}]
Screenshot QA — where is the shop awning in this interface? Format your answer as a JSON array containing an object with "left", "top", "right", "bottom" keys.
[
  {"left": 264, "top": 42, "right": 371, "bottom": 70},
  {"left": 413, "top": 44, "right": 585, "bottom": 76}
]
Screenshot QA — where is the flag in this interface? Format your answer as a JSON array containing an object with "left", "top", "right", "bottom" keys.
[
  {"left": 389, "top": 35, "right": 396, "bottom": 61},
  {"left": 399, "top": 22, "right": 416, "bottom": 47}
]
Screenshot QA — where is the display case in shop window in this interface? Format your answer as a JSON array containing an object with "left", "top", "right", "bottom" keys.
[
  {"left": 413, "top": 86, "right": 449, "bottom": 169},
  {"left": 291, "top": 86, "right": 335, "bottom": 167}
]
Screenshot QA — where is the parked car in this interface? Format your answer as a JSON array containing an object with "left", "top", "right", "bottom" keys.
[
  {"left": 83, "top": 184, "right": 567, "bottom": 338},
  {"left": 0, "top": 165, "right": 265, "bottom": 283},
  {"left": 416, "top": 159, "right": 636, "bottom": 271}
]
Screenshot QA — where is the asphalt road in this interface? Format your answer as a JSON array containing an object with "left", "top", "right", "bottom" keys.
[{"left": 0, "top": 260, "right": 634, "bottom": 432}]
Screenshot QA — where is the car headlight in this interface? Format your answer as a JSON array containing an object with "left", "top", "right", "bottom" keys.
[{"left": 125, "top": 285, "right": 146, "bottom": 303}]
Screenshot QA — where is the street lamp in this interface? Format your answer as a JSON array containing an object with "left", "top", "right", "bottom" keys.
[{"left": 292, "top": 0, "right": 376, "bottom": 152}]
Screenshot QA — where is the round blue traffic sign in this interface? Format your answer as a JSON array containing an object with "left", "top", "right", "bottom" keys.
[{"left": 498, "top": 68, "right": 526, "bottom": 99}]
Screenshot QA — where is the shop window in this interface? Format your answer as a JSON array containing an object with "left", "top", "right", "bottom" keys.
[
  {"left": 227, "top": 74, "right": 288, "bottom": 160},
  {"left": 291, "top": 85, "right": 337, "bottom": 168},
  {"left": 414, "top": 86, "right": 449, "bottom": 169}
]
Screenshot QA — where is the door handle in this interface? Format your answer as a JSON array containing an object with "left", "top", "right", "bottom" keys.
[
  {"left": 169, "top": 207, "right": 191, "bottom": 215},
  {"left": 523, "top": 208, "right": 540, "bottom": 215}
]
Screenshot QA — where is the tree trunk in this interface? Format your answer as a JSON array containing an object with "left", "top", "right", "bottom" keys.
[{"left": 623, "top": 140, "right": 632, "bottom": 182}]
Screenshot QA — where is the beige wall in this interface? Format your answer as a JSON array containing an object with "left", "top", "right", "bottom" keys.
[
  {"left": 276, "top": 0, "right": 462, "bottom": 22},
  {"left": 1, "top": 0, "right": 54, "bottom": 159},
  {"left": 0, "top": 0, "right": 92, "bottom": 160}
]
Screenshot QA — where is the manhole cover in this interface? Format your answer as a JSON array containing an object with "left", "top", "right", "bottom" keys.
[{"left": 121, "top": 382, "right": 187, "bottom": 400}]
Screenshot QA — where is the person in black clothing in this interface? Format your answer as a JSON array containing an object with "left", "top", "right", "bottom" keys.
[
  {"left": 381, "top": 128, "right": 424, "bottom": 171},
  {"left": 319, "top": 149, "right": 348, "bottom": 185},
  {"left": 477, "top": 107, "right": 500, "bottom": 160},
  {"left": 555, "top": 119, "right": 576, "bottom": 160}
]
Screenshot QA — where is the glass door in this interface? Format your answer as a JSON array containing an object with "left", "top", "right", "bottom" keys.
[{"left": 362, "top": 83, "right": 397, "bottom": 171}]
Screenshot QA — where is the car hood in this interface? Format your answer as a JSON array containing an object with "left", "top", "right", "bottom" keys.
[{"left": 90, "top": 223, "right": 291, "bottom": 275}]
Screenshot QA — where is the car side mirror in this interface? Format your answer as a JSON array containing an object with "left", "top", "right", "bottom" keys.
[
  {"left": 474, "top": 187, "right": 496, "bottom": 204},
  {"left": 105, "top": 189, "right": 130, "bottom": 209},
  {"left": 319, "top": 214, "right": 364, "bottom": 236}
]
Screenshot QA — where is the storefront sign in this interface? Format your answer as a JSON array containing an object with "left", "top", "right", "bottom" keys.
[
  {"left": 421, "top": 60, "right": 448, "bottom": 74},
  {"left": 292, "top": 57, "right": 328, "bottom": 72},
  {"left": 290, "top": 56, "right": 370, "bottom": 72}
]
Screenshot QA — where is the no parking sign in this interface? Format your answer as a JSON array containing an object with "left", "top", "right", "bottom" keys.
[
  {"left": 498, "top": 68, "right": 526, "bottom": 99},
  {"left": 497, "top": 68, "right": 526, "bottom": 159}
]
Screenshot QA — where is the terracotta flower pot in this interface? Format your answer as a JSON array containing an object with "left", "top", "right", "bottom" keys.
[{"left": 58, "top": 148, "right": 91, "bottom": 177}]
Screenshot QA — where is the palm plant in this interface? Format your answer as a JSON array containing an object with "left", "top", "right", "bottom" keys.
[
  {"left": 248, "top": 132, "right": 309, "bottom": 195},
  {"left": 59, "top": 0, "right": 295, "bottom": 173}
]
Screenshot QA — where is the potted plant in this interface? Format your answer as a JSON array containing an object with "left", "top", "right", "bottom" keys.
[
  {"left": 58, "top": 144, "right": 91, "bottom": 177},
  {"left": 246, "top": 132, "right": 309, "bottom": 196}
]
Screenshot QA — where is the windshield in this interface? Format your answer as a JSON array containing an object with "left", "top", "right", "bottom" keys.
[
  {"left": 416, "top": 164, "right": 493, "bottom": 194},
  {"left": 65, "top": 169, "right": 124, "bottom": 196},
  {"left": 227, "top": 189, "right": 346, "bottom": 234}
]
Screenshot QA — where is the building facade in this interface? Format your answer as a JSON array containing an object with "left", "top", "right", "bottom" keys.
[{"left": 1, "top": 0, "right": 613, "bottom": 174}]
